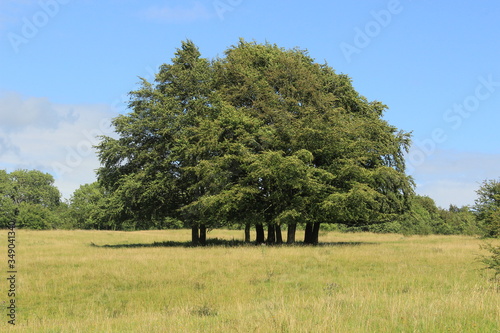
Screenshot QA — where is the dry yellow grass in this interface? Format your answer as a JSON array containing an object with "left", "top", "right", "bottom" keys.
[{"left": 2, "top": 229, "right": 499, "bottom": 332}]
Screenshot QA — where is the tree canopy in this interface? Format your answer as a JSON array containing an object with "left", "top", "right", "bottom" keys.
[
  {"left": 475, "top": 178, "right": 500, "bottom": 237},
  {"left": 96, "top": 39, "right": 415, "bottom": 244},
  {"left": 0, "top": 169, "right": 62, "bottom": 229}
]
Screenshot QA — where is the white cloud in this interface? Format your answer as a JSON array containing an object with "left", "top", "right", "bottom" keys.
[
  {"left": 0, "top": 92, "right": 117, "bottom": 200},
  {"left": 0, "top": 91, "right": 77, "bottom": 131},
  {"left": 140, "top": 1, "right": 212, "bottom": 23},
  {"left": 415, "top": 180, "right": 479, "bottom": 209},
  {"left": 0, "top": 135, "right": 20, "bottom": 157},
  {"left": 408, "top": 149, "right": 500, "bottom": 208}
]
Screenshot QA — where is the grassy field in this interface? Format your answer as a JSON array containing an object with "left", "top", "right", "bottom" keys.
[{"left": 2, "top": 229, "right": 499, "bottom": 332}]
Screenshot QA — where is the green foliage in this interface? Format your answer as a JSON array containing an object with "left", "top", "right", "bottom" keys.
[
  {"left": 51, "top": 201, "right": 74, "bottom": 229},
  {"left": 357, "top": 196, "right": 481, "bottom": 236},
  {"left": 480, "top": 243, "right": 500, "bottom": 288},
  {"left": 0, "top": 170, "right": 16, "bottom": 227},
  {"left": 68, "top": 182, "right": 110, "bottom": 229},
  {"left": 97, "top": 40, "right": 217, "bottom": 231},
  {"left": 0, "top": 169, "right": 62, "bottom": 229},
  {"left": 475, "top": 179, "right": 500, "bottom": 237},
  {"left": 439, "top": 205, "right": 483, "bottom": 236},
  {"left": 16, "top": 202, "right": 56, "bottom": 229},
  {"left": 9, "top": 169, "right": 61, "bottom": 207}
]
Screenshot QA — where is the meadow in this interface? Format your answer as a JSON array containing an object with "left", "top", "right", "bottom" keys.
[{"left": 2, "top": 229, "right": 499, "bottom": 332}]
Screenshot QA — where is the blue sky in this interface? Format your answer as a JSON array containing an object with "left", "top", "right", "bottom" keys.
[{"left": 1, "top": 0, "right": 499, "bottom": 208}]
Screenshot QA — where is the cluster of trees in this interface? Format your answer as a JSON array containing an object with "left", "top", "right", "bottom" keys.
[
  {"left": 94, "top": 39, "right": 414, "bottom": 244},
  {"left": 1, "top": 41, "right": 498, "bottom": 244}
]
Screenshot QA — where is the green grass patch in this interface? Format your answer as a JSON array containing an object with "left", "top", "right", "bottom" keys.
[{"left": 2, "top": 230, "right": 499, "bottom": 332}]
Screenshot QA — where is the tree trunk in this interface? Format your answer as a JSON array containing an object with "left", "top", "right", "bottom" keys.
[
  {"left": 199, "top": 224, "right": 207, "bottom": 245},
  {"left": 267, "top": 224, "right": 276, "bottom": 244},
  {"left": 304, "top": 222, "right": 313, "bottom": 244},
  {"left": 191, "top": 224, "right": 199, "bottom": 245},
  {"left": 311, "top": 222, "right": 321, "bottom": 245},
  {"left": 255, "top": 224, "right": 265, "bottom": 244},
  {"left": 287, "top": 223, "right": 296, "bottom": 244},
  {"left": 275, "top": 224, "right": 283, "bottom": 244},
  {"left": 244, "top": 223, "right": 251, "bottom": 243}
]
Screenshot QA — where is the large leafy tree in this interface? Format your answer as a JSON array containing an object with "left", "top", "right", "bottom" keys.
[
  {"left": 200, "top": 40, "right": 414, "bottom": 243},
  {"left": 97, "top": 40, "right": 219, "bottom": 240},
  {"left": 96, "top": 39, "right": 414, "bottom": 244}
]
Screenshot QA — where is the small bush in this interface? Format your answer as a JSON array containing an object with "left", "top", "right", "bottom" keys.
[{"left": 480, "top": 243, "right": 500, "bottom": 290}]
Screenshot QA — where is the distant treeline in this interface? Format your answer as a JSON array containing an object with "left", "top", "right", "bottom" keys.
[{"left": 0, "top": 169, "right": 495, "bottom": 239}]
